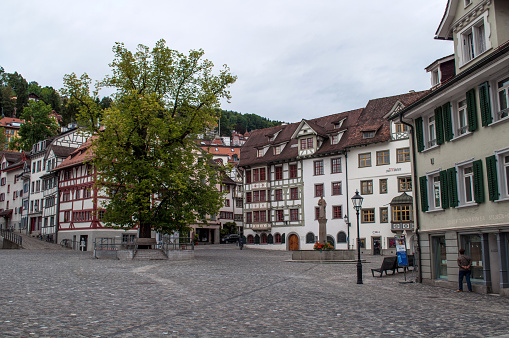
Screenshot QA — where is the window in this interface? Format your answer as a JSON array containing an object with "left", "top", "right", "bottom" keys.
[
  {"left": 398, "top": 177, "right": 412, "bottom": 192},
  {"left": 463, "top": 165, "right": 474, "bottom": 203},
  {"left": 428, "top": 115, "right": 436, "bottom": 147},
  {"left": 275, "top": 189, "right": 283, "bottom": 201},
  {"left": 274, "top": 233, "right": 282, "bottom": 244},
  {"left": 337, "top": 232, "right": 347, "bottom": 243},
  {"left": 0, "top": 177, "right": 4, "bottom": 186},
  {"left": 361, "top": 209, "right": 375, "bottom": 223},
  {"left": 273, "top": 145, "right": 281, "bottom": 155},
  {"left": 245, "top": 170, "right": 251, "bottom": 184},
  {"left": 306, "top": 232, "right": 315, "bottom": 244},
  {"left": 331, "top": 158, "right": 341, "bottom": 173},
  {"left": 257, "top": 149, "right": 263, "bottom": 158},
  {"left": 63, "top": 211, "right": 70, "bottom": 222},
  {"left": 377, "top": 179, "right": 387, "bottom": 194},
  {"left": 290, "top": 187, "right": 298, "bottom": 199},
  {"left": 497, "top": 77, "right": 509, "bottom": 120},
  {"left": 290, "top": 209, "right": 299, "bottom": 221},
  {"left": 300, "top": 137, "right": 313, "bottom": 150},
  {"left": 358, "top": 153, "right": 371, "bottom": 167},
  {"left": 276, "top": 210, "right": 284, "bottom": 221},
  {"left": 433, "top": 175, "right": 442, "bottom": 209},
  {"left": 380, "top": 207, "right": 388, "bottom": 223},
  {"left": 360, "top": 180, "right": 373, "bottom": 195},
  {"left": 459, "top": 17, "right": 488, "bottom": 65},
  {"left": 376, "top": 150, "right": 390, "bottom": 165},
  {"left": 315, "top": 207, "right": 320, "bottom": 220},
  {"left": 252, "top": 168, "right": 266, "bottom": 182},
  {"left": 331, "top": 134, "right": 339, "bottom": 145},
  {"left": 362, "top": 131, "right": 375, "bottom": 139},
  {"left": 457, "top": 159, "right": 485, "bottom": 205},
  {"left": 314, "top": 184, "right": 324, "bottom": 197},
  {"left": 246, "top": 212, "right": 252, "bottom": 223},
  {"left": 224, "top": 199, "right": 230, "bottom": 207},
  {"left": 289, "top": 164, "right": 298, "bottom": 178},
  {"left": 332, "top": 206, "right": 342, "bottom": 219},
  {"left": 246, "top": 192, "right": 252, "bottom": 203},
  {"left": 236, "top": 198, "right": 243, "bottom": 208},
  {"left": 392, "top": 205, "right": 412, "bottom": 222},
  {"left": 461, "top": 234, "right": 484, "bottom": 281},
  {"left": 314, "top": 160, "right": 324, "bottom": 175},
  {"left": 456, "top": 99, "right": 468, "bottom": 135},
  {"left": 332, "top": 182, "right": 342, "bottom": 195},
  {"left": 275, "top": 166, "right": 283, "bottom": 180},
  {"left": 396, "top": 148, "right": 410, "bottom": 163}
]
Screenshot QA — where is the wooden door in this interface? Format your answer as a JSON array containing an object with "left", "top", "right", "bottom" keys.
[{"left": 288, "top": 234, "right": 299, "bottom": 251}]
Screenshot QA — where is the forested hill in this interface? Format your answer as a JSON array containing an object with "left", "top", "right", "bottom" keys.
[{"left": 219, "top": 110, "right": 283, "bottom": 136}]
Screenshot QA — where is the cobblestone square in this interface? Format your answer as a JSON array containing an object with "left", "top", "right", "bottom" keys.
[{"left": 1, "top": 246, "right": 509, "bottom": 337}]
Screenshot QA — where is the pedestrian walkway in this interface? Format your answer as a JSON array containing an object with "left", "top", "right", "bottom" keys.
[
  {"left": 16, "top": 232, "right": 67, "bottom": 250},
  {"left": 0, "top": 246, "right": 508, "bottom": 337}
]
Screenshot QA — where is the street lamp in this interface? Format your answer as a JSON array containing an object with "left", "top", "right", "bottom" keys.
[
  {"left": 351, "top": 190, "right": 364, "bottom": 284},
  {"left": 344, "top": 214, "right": 350, "bottom": 250}
]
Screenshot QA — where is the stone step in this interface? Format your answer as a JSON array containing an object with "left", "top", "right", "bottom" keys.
[{"left": 134, "top": 249, "right": 167, "bottom": 260}]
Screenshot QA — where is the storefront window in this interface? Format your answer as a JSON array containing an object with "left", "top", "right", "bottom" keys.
[
  {"left": 462, "top": 234, "right": 484, "bottom": 281},
  {"left": 433, "top": 236, "right": 447, "bottom": 279}
]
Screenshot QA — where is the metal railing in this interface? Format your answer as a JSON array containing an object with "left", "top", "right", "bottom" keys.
[
  {"left": 161, "top": 237, "right": 194, "bottom": 252},
  {"left": 0, "top": 228, "right": 22, "bottom": 248},
  {"left": 93, "top": 238, "right": 136, "bottom": 259}
]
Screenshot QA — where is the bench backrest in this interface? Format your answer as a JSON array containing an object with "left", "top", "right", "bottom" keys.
[
  {"left": 381, "top": 256, "right": 397, "bottom": 269},
  {"left": 136, "top": 238, "right": 157, "bottom": 246}
]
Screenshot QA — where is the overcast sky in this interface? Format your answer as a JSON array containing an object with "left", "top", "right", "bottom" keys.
[{"left": 1, "top": 0, "right": 452, "bottom": 123}]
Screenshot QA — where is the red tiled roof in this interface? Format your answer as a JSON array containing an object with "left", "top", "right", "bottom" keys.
[
  {"left": 55, "top": 140, "right": 94, "bottom": 170},
  {"left": 201, "top": 145, "right": 241, "bottom": 158},
  {"left": 0, "top": 117, "right": 24, "bottom": 128}
]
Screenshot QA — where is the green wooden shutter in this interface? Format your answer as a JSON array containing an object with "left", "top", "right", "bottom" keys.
[
  {"left": 479, "top": 82, "right": 492, "bottom": 127},
  {"left": 486, "top": 155, "right": 499, "bottom": 201},
  {"left": 447, "top": 167, "right": 459, "bottom": 207},
  {"left": 473, "top": 160, "right": 485, "bottom": 203},
  {"left": 440, "top": 170, "right": 449, "bottom": 209},
  {"left": 435, "top": 106, "right": 445, "bottom": 145},
  {"left": 415, "top": 117, "right": 425, "bottom": 152},
  {"left": 466, "top": 88, "right": 478, "bottom": 132},
  {"left": 419, "top": 176, "right": 429, "bottom": 212},
  {"left": 442, "top": 102, "right": 454, "bottom": 141}
]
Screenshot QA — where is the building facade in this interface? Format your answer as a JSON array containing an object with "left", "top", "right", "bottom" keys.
[{"left": 395, "top": 0, "right": 509, "bottom": 295}]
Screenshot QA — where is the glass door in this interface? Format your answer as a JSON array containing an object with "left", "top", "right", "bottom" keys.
[{"left": 433, "top": 236, "right": 447, "bottom": 279}]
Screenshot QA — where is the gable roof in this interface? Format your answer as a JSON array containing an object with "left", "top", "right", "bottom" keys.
[{"left": 55, "top": 140, "right": 94, "bottom": 171}]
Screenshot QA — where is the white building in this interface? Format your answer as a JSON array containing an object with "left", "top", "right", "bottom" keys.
[{"left": 0, "top": 151, "right": 24, "bottom": 231}]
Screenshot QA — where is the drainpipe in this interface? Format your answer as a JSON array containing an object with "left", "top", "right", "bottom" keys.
[
  {"left": 344, "top": 150, "right": 350, "bottom": 250},
  {"left": 399, "top": 113, "right": 422, "bottom": 283}
]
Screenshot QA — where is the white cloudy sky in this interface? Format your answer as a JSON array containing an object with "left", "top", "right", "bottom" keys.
[{"left": 1, "top": 0, "right": 452, "bottom": 123}]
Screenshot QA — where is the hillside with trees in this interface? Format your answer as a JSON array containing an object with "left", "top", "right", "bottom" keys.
[{"left": 219, "top": 110, "right": 283, "bottom": 136}]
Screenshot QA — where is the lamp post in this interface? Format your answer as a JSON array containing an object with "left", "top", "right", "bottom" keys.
[
  {"left": 351, "top": 190, "right": 364, "bottom": 284},
  {"left": 344, "top": 214, "right": 350, "bottom": 250}
]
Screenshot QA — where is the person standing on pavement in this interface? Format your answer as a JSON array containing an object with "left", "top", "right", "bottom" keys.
[{"left": 457, "top": 248, "right": 473, "bottom": 292}]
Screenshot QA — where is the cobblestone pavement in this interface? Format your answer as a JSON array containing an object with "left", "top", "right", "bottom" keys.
[{"left": 1, "top": 245, "right": 509, "bottom": 337}]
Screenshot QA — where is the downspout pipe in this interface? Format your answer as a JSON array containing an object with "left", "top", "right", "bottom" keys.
[{"left": 399, "top": 113, "right": 423, "bottom": 283}]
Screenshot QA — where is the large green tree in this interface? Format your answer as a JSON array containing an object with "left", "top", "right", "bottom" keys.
[
  {"left": 14, "top": 100, "right": 60, "bottom": 151},
  {"left": 62, "top": 39, "right": 237, "bottom": 238}
]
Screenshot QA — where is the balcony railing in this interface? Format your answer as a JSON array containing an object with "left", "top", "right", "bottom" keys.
[
  {"left": 391, "top": 222, "right": 414, "bottom": 232},
  {"left": 391, "top": 131, "right": 410, "bottom": 140}
]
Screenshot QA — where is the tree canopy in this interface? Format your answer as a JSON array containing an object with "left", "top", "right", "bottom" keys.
[
  {"left": 62, "top": 39, "right": 237, "bottom": 237},
  {"left": 12, "top": 100, "right": 60, "bottom": 151}
]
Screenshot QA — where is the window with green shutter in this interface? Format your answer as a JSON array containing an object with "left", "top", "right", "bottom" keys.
[
  {"left": 440, "top": 170, "right": 449, "bottom": 209},
  {"left": 479, "top": 82, "right": 492, "bottom": 127},
  {"left": 415, "top": 117, "right": 425, "bottom": 152},
  {"left": 473, "top": 160, "right": 485, "bottom": 203},
  {"left": 447, "top": 167, "right": 459, "bottom": 207},
  {"left": 419, "top": 176, "right": 428, "bottom": 212},
  {"left": 435, "top": 106, "right": 445, "bottom": 145},
  {"left": 485, "top": 155, "right": 499, "bottom": 201},
  {"left": 466, "top": 88, "right": 478, "bottom": 132},
  {"left": 442, "top": 102, "right": 454, "bottom": 141}
]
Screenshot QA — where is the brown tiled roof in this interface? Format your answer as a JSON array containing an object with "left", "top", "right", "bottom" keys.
[
  {"left": 0, "top": 150, "right": 22, "bottom": 163},
  {"left": 239, "top": 91, "right": 428, "bottom": 167},
  {"left": 345, "top": 91, "right": 428, "bottom": 149},
  {"left": 55, "top": 140, "right": 94, "bottom": 170},
  {"left": 48, "top": 145, "right": 77, "bottom": 158},
  {"left": 239, "top": 108, "right": 363, "bottom": 167},
  {"left": 0, "top": 117, "right": 24, "bottom": 128}
]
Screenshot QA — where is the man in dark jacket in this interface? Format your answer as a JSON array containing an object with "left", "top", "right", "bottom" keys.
[{"left": 457, "top": 248, "right": 472, "bottom": 292}]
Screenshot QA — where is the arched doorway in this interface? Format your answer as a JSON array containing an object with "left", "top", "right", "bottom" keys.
[{"left": 288, "top": 234, "right": 299, "bottom": 251}]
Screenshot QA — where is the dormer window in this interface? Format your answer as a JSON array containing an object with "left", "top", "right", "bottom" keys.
[
  {"left": 300, "top": 137, "right": 313, "bottom": 150},
  {"left": 431, "top": 69, "right": 439, "bottom": 87},
  {"left": 362, "top": 131, "right": 375, "bottom": 139},
  {"left": 458, "top": 12, "right": 490, "bottom": 66},
  {"left": 273, "top": 145, "right": 281, "bottom": 155},
  {"left": 333, "top": 123, "right": 340, "bottom": 129},
  {"left": 331, "top": 134, "right": 339, "bottom": 145},
  {"left": 257, "top": 149, "right": 263, "bottom": 158}
]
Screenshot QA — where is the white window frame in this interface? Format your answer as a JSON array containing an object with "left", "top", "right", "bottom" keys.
[
  {"left": 494, "top": 147, "right": 509, "bottom": 200},
  {"left": 426, "top": 169, "right": 442, "bottom": 212},
  {"left": 427, "top": 115, "right": 436, "bottom": 148},
  {"left": 455, "top": 98, "right": 469, "bottom": 137},
  {"left": 458, "top": 11, "right": 491, "bottom": 67},
  {"left": 456, "top": 159, "right": 476, "bottom": 206},
  {"left": 495, "top": 76, "right": 509, "bottom": 122}
]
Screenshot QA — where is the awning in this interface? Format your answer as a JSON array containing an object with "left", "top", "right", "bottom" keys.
[{"left": 0, "top": 209, "right": 13, "bottom": 217}]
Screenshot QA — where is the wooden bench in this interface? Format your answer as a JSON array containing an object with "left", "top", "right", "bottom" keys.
[
  {"left": 136, "top": 238, "right": 157, "bottom": 249},
  {"left": 371, "top": 256, "right": 398, "bottom": 277}
]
